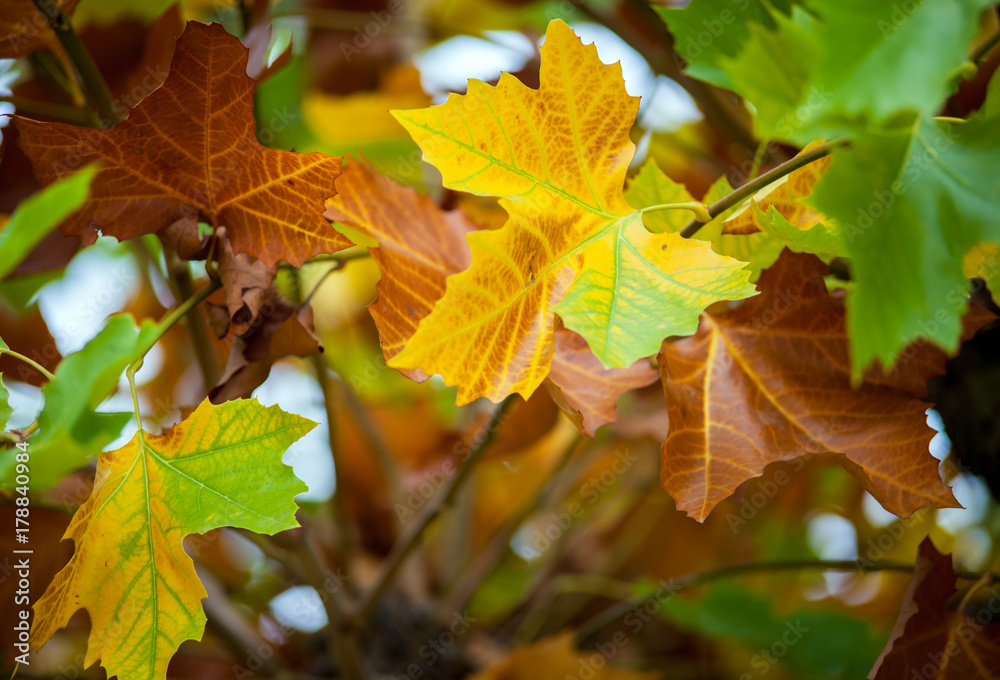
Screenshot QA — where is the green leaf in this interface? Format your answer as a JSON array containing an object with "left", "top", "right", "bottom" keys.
[
  {"left": 0, "top": 164, "right": 96, "bottom": 280},
  {"left": 555, "top": 212, "right": 756, "bottom": 367},
  {"left": 656, "top": 0, "right": 802, "bottom": 90},
  {"left": 31, "top": 398, "right": 315, "bottom": 680},
  {"left": 670, "top": 0, "right": 993, "bottom": 144},
  {"left": 0, "top": 375, "right": 11, "bottom": 430},
  {"left": 753, "top": 203, "right": 847, "bottom": 258},
  {"left": 625, "top": 160, "right": 700, "bottom": 234},
  {"left": 810, "top": 97, "right": 1000, "bottom": 372},
  {"left": 656, "top": 582, "right": 884, "bottom": 679},
  {"left": 0, "top": 314, "right": 157, "bottom": 489}
]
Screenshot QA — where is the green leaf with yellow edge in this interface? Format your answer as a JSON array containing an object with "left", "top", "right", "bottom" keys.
[
  {"left": 389, "top": 20, "right": 755, "bottom": 401},
  {"left": 556, "top": 213, "right": 756, "bottom": 366},
  {"left": 31, "top": 398, "right": 315, "bottom": 680}
]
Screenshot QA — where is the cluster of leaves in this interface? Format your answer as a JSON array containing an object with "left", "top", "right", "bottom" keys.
[{"left": 1, "top": 1, "right": 999, "bottom": 679}]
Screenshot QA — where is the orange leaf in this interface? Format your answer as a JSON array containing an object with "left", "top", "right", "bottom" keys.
[
  {"left": 324, "top": 160, "right": 476, "bottom": 378},
  {"left": 547, "top": 327, "right": 658, "bottom": 437},
  {"left": 658, "top": 251, "right": 975, "bottom": 521},
  {"left": 16, "top": 21, "right": 348, "bottom": 267},
  {"left": 869, "top": 539, "right": 1000, "bottom": 679}
]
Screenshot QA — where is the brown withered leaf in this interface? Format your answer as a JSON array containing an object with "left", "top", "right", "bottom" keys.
[
  {"left": 16, "top": 21, "right": 348, "bottom": 268},
  {"left": 323, "top": 160, "right": 476, "bottom": 378},
  {"left": 869, "top": 539, "right": 1000, "bottom": 679},
  {"left": 0, "top": 0, "right": 79, "bottom": 59},
  {"left": 658, "top": 251, "right": 980, "bottom": 521},
  {"left": 217, "top": 228, "right": 277, "bottom": 336},
  {"left": 209, "top": 301, "right": 322, "bottom": 403},
  {"left": 546, "top": 327, "right": 658, "bottom": 437}
]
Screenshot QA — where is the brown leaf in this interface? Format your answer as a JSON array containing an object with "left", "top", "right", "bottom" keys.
[
  {"left": 547, "top": 327, "right": 659, "bottom": 437},
  {"left": 209, "top": 301, "right": 322, "bottom": 403},
  {"left": 869, "top": 538, "right": 1000, "bottom": 679},
  {"left": 323, "top": 160, "right": 477, "bottom": 377},
  {"left": 658, "top": 251, "right": 980, "bottom": 521},
  {"left": 0, "top": 0, "right": 79, "bottom": 59},
  {"left": 0, "top": 300, "right": 61, "bottom": 387},
  {"left": 217, "top": 228, "right": 277, "bottom": 336},
  {"left": 16, "top": 21, "right": 348, "bottom": 267}
]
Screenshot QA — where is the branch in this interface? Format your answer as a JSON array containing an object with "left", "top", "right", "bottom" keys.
[
  {"left": 679, "top": 138, "right": 850, "bottom": 238},
  {"left": 345, "top": 396, "right": 517, "bottom": 629},
  {"left": 573, "top": 558, "right": 983, "bottom": 644},
  {"left": 30, "top": 0, "right": 121, "bottom": 126}
]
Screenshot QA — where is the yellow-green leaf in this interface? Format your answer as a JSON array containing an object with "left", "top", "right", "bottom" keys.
[
  {"left": 31, "top": 399, "right": 315, "bottom": 680},
  {"left": 390, "top": 20, "right": 754, "bottom": 402}
]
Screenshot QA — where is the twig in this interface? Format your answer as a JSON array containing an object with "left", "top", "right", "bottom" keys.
[
  {"left": 0, "top": 95, "right": 90, "bottom": 125},
  {"left": 164, "top": 249, "right": 220, "bottom": 391},
  {"left": 438, "top": 436, "right": 586, "bottom": 616},
  {"left": 679, "top": 138, "right": 849, "bottom": 238},
  {"left": 30, "top": 0, "right": 121, "bottom": 126},
  {"left": 300, "top": 530, "right": 368, "bottom": 680},
  {"left": 346, "top": 396, "right": 517, "bottom": 629},
  {"left": 311, "top": 356, "right": 359, "bottom": 596},
  {"left": 573, "top": 558, "right": 984, "bottom": 644}
]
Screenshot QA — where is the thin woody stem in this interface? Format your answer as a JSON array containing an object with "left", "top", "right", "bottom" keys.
[{"left": 679, "top": 138, "right": 850, "bottom": 238}]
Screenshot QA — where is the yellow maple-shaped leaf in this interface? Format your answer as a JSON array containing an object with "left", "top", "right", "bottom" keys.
[
  {"left": 31, "top": 399, "right": 315, "bottom": 680},
  {"left": 390, "top": 20, "right": 755, "bottom": 404}
]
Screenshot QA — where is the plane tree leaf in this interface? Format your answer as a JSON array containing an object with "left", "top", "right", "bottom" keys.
[
  {"left": 326, "top": 160, "right": 658, "bottom": 434},
  {"left": 0, "top": 374, "right": 10, "bottom": 429},
  {"left": 389, "top": 20, "right": 755, "bottom": 403},
  {"left": 869, "top": 538, "right": 1000, "bottom": 679},
  {"left": 324, "top": 160, "right": 478, "bottom": 379},
  {"left": 0, "top": 315, "right": 156, "bottom": 489},
  {"left": 667, "top": 0, "right": 994, "bottom": 144},
  {"left": 545, "top": 327, "right": 658, "bottom": 437},
  {"left": 810, "top": 89, "right": 1000, "bottom": 374},
  {"left": 31, "top": 398, "right": 315, "bottom": 680},
  {"left": 657, "top": 251, "right": 986, "bottom": 521},
  {"left": 0, "top": 164, "right": 96, "bottom": 280},
  {"left": 15, "top": 21, "right": 349, "bottom": 268}
]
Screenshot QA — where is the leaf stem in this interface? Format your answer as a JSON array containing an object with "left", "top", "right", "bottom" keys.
[
  {"left": 639, "top": 201, "right": 711, "bottom": 223},
  {"left": 0, "top": 348, "right": 55, "bottom": 382},
  {"left": 0, "top": 95, "right": 91, "bottom": 125},
  {"left": 164, "top": 250, "right": 221, "bottom": 390},
  {"left": 30, "top": 0, "right": 121, "bottom": 126},
  {"left": 679, "top": 138, "right": 850, "bottom": 239},
  {"left": 146, "top": 278, "right": 223, "bottom": 355},
  {"left": 345, "top": 396, "right": 517, "bottom": 629},
  {"left": 973, "top": 28, "right": 1000, "bottom": 63},
  {"left": 573, "top": 558, "right": 983, "bottom": 644}
]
